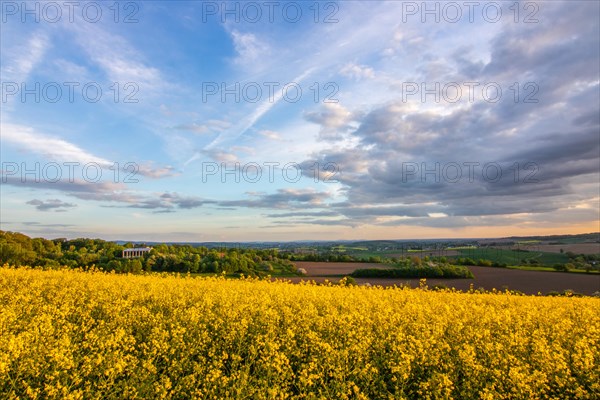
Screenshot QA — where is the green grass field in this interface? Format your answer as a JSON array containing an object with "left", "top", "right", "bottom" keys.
[
  {"left": 331, "top": 245, "right": 369, "bottom": 252},
  {"left": 455, "top": 248, "right": 569, "bottom": 266}
]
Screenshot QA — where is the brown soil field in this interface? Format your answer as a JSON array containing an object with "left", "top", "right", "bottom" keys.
[
  {"left": 538, "top": 243, "right": 600, "bottom": 254},
  {"left": 290, "top": 262, "right": 600, "bottom": 295}
]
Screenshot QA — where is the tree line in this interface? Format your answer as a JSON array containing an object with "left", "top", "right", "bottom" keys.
[{"left": 0, "top": 231, "right": 296, "bottom": 275}]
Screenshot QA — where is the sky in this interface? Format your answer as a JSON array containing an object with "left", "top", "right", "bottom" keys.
[{"left": 1, "top": 0, "right": 599, "bottom": 242}]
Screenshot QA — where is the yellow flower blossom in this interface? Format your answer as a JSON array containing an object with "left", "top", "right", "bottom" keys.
[{"left": 0, "top": 267, "right": 598, "bottom": 399}]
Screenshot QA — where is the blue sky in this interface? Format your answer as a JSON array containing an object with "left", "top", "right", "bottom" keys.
[{"left": 1, "top": 1, "right": 599, "bottom": 241}]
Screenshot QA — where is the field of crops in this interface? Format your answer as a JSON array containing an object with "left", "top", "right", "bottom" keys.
[
  {"left": 455, "top": 248, "right": 570, "bottom": 266},
  {"left": 1, "top": 267, "right": 599, "bottom": 399}
]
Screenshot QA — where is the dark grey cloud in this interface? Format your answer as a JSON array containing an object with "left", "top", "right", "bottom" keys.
[
  {"left": 26, "top": 199, "right": 77, "bottom": 212},
  {"left": 22, "top": 221, "right": 76, "bottom": 228},
  {"left": 219, "top": 189, "right": 331, "bottom": 209},
  {"left": 4, "top": 177, "right": 212, "bottom": 212},
  {"left": 103, "top": 192, "right": 213, "bottom": 211},
  {"left": 266, "top": 218, "right": 357, "bottom": 227},
  {"left": 265, "top": 211, "right": 340, "bottom": 218},
  {"left": 152, "top": 209, "right": 177, "bottom": 214},
  {"left": 159, "top": 192, "right": 211, "bottom": 209},
  {"left": 296, "top": 1, "right": 600, "bottom": 229},
  {"left": 572, "top": 109, "right": 600, "bottom": 128},
  {"left": 3, "top": 176, "right": 125, "bottom": 194},
  {"left": 3, "top": 174, "right": 335, "bottom": 217}
]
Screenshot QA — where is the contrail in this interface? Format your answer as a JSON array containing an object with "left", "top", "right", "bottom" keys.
[{"left": 206, "top": 67, "right": 314, "bottom": 150}]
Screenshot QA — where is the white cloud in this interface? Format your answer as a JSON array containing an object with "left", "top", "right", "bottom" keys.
[
  {"left": 340, "top": 63, "right": 375, "bottom": 80},
  {"left": 1, "top": 32, "right": 49, "bottom": 82},
  {"left": 259, "top": 130, "right": 282, "bottom": 141},
  {"left": 137, "top": 163, "right": 179, "bottom": 179},
  {"left": 2, "top": 123, "right": 113, "bottom": 167},
  {"left": 2, "top": 123, "right": 175, "bottom": 179},
  {"left": 1, "top": 32, "right": 50, "bottom": 114},
  {"left": 304, "top": 103, "right": 355, "bottom": 140},
  {"left": 205, "top": 149, "right": 239, "bottom": 163},
  {"left": 230, "top": 30, "right": 270, "bottom": 65},
  {"left": 68, "top": 24, "right": 164, "bottom": 93}
]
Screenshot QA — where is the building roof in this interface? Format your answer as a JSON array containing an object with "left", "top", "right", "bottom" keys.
[{"left": 123, "top": 247, "right": 152, "bottom": 252}]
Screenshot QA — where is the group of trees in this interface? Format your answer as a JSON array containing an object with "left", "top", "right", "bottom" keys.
[
  {"left": 0, "top": 231, "right": 296, "bottom": 275},
  {"left": 564, "top": 252, "right": 599, "bottom": 269},
  {"left": 553, "top": 252, "right": 599, "bottom": 272},
  {"left": 452, "top": 257, "right": 507, "bottom": 268}
]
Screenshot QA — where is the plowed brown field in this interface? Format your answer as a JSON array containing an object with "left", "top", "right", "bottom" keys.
[{"left": 291, "top": 262, "right": 600, "bottom": 295}]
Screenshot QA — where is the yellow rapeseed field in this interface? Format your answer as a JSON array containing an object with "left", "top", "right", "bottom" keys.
[{"left": 0, "top": 267, "right": 598, "bottom": 399}]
